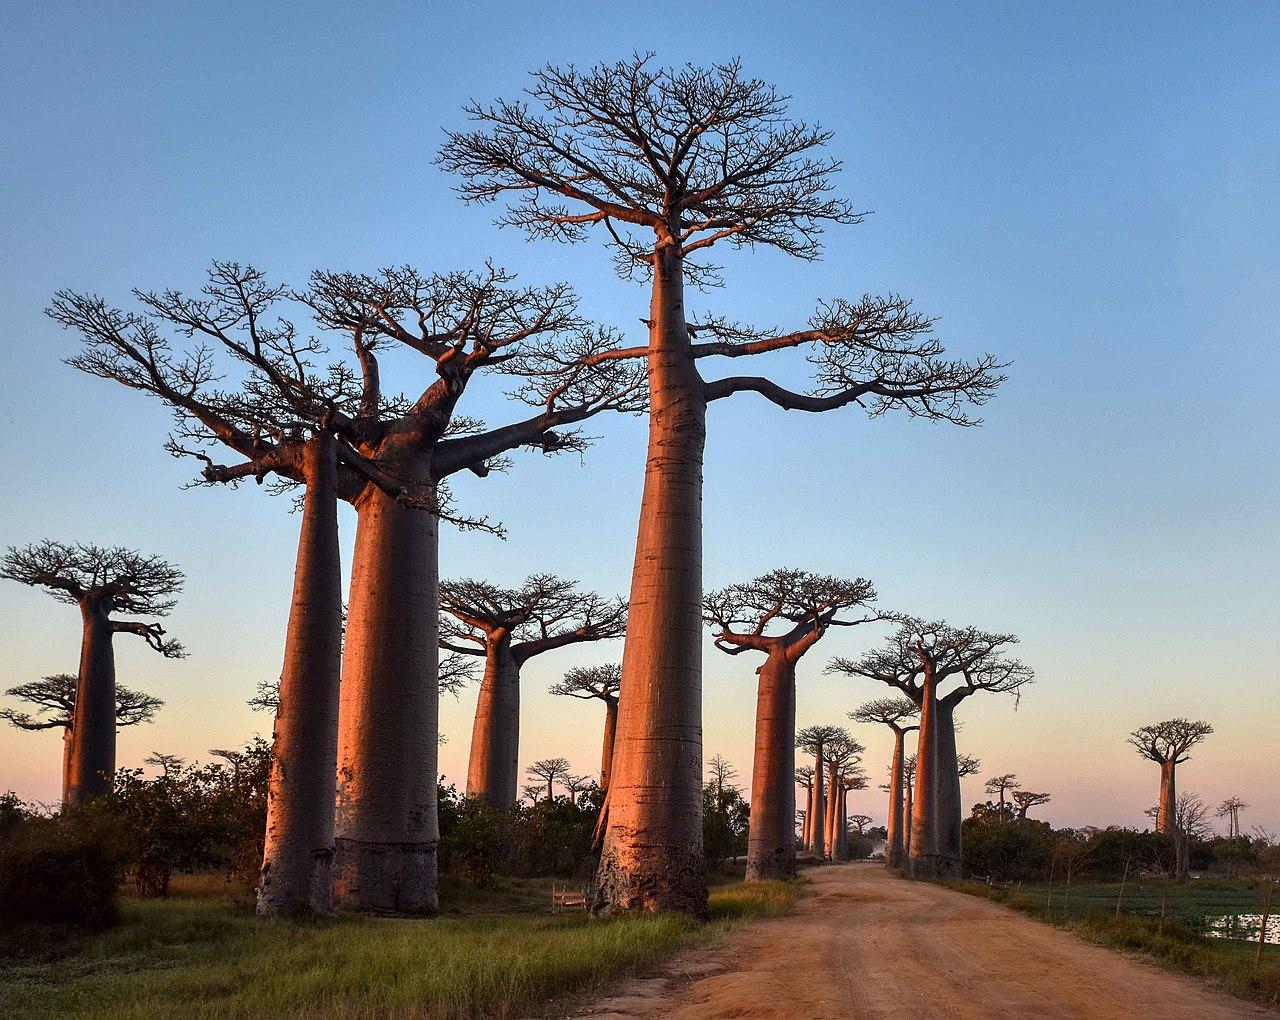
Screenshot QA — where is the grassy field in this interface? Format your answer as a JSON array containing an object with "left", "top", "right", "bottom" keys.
[
  {"left": 0, "top": 873, "right": 798, "bottom": 1019},
  {"left": 950, "top": 877, "right": 1280, "bottom": 1008}
]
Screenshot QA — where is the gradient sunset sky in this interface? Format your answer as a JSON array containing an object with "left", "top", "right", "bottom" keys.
[{"left": 1, "top": 3, "right": 1277, "bottom": 831}]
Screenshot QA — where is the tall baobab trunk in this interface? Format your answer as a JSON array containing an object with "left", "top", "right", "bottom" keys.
[
  {"left": 824, "top": 757, "right": 841, "bottom": 860},
  {"left": 596, "top": 246, "right": 708, "bottom": 917},
  {"left": 800, "top": 778, "right": 813, "bottom": 849},
  {"left": 599, "top": 695, "right": 618, "bottom": 793},
  {"left": 903, "top": 773, "right": 914, "bottom": 859},
  {"left": 746, "top": 654, "right": 797, "bottom": 880},
  {"left": 811, "top": 748, "right": 827, "bottom": 858},
  {"left": 886, "top": 730, "right": 907, "bottom": 868},
  {"left": 335, "top": 478, "right": 440, "bottom": 913},
  {"left": 466, "top": 637, "right": 520, "bottom": 809},
  {"left": 1156, "top": 760, "right": 1176, "bottom": 835},
  {"left": 67, "top": 601, "right": 117, "bottom": 805},
  {"left": 909, "top": 673, "right": 939, "bottom": 877},
  {"left": 934, "top": 700, "right": 963, "bottom": 879},
  {"left": 257, "top": 434, "right": 344, "bottom": 917},
  {"left": 61, "top": 726, "right": 73, "bottom": 805},
  {"left": 837, "top": 785, "right": 848, "bottom": 858}
]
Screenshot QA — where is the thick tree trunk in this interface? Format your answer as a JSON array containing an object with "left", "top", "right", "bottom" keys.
[
  {"left": 1156, "top": 760, "right": 1176, "bottom": 835},
  {"left": 934, "top": 700, "right": 963, "bottom": 879},
  {"left": 909, "top": 673, "right": 939, "bottom": 877},
  {"left": 903, "top": 775, "right": 914, "bottom": 859},
  {"left": 811, "top": 748, "right": 826, "bottom": 858},
  {"left": 886, "top": 730, "right": 906, "bottom": 868},
  {"left": 745, "top": 654, "right": 796, "bottom": 881},
  {"left": 800, "top": 782, "right": 812, "bottom": 850},
  {"left": 599, "top": 696, "right": 618, "bottom": 793},
  {"left": 257, "top": 434, "right": 344, "bottom": 917},
  {"left": 66, "top": 603, "right": 116, "bottom": 805},
  {"left": 335, "top": 480, "right": 440, "bottom": 913},
  {"left": 61, "top": 726, "right": 73, "bottom": 805},
  {"left": 825, "top": 758, "right": 840, "bottom": 860},
  {"left": 466, "top": 638, "right": 521, "bottom": 809},
  {"left": 594, "top": 246, "right": 708, "bottom": 917}
]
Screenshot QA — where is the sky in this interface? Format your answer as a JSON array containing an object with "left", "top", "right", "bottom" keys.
[{"left": 1, "top": 2, "right": 1277, "bottom": 832}]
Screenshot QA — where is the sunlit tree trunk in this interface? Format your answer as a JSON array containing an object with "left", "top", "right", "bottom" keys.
[
  {"left": 903, "top": 773, "right": 914, "bottom": 859},
  {"left": 800, "top": 779, "right": 813, "bottom": 849},
  {"left": 599, "top": 695, "right": 618, "bottom": 794},
  {"left": 1156, "top": 760, "right": 1176, "bottom": 835},
  {"left": 811, "top": 748, "right": 827, "bottom": 858},
  {"left": 934, "top": 700, "right": 963, "bottom": 879},
  {"left": 466, "top": 637, "right": 520, "bottom": 809},
  {"left": 257, "top": 434, "right": 343, "bottom": 917},
  {"left": 67, "top": 602, "right": 116, "bottom": 805},
  {"left": 746, "top": 654, "right": 796, "bottom": 880},
  {"left": 335, "top": 478, "right": 440, "bottom": 914},
  {"left": 909, "top": 671, "right": 939, "bottom": 877},
  {"left": 886, "top": 729, "right": 906, "bottom": 868},
  {"left": 825, "top": 757, "right": 841, "bottom": 860},
  {"left": 595, "top": 246, "right": 708, "bottom": 917}
]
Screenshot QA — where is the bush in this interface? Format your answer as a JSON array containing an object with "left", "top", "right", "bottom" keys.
[
  {"left": 703, "top": 784, "right": 749, "bottom": 868},
  {"left": 962, "top": 815, "right": 1057, "bottom": 880},
  {"left": 443, "top": 798, "right": 514, "bottom": 887},
  {"left": 0, "top": 810, "right": 126, "bottom": 929}
]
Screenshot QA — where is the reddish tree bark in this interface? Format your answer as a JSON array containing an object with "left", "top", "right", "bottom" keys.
[
  {"left": 849, "top": 697, "right": 918, "bottom": 869},
  {"left": 1128, "top": 719, "right": 1213, "bottom": 835}
]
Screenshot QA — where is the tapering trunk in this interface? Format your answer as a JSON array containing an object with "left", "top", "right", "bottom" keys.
[
  {"left": 335, "top": 479, "right": 439, "bottom": 913},
  {"left": 257, "top": 434, "right": 344, "bottom": 917},
  {"left": 745, "top": 653, "right": 796, "bottom": 880},
  {"left": 903, "top": 775, "right": 914, "bottom": 858},
  {"left": 934, "top": 700, "right": 963, "bottom": 879},
  {"left": 465, "top": 638, "right": 520, "bottom": 809},
  {"left": 1156, "top": 760, "right": 1176, "bottom": 835},
  {"left": 594, "top": 245, "right": 708, "bottom": 917},
  {"left": 825, "top": 758, "right": 840, "bottom": 860},
  {"left": 811, "top": 748, "right": 826, "bottom": 858},
  {"left": 66, "top": 603, "right": 116, "bottom": 805},
  {"left": 909, "top": 671, "right": 939, "bottom": 877},
  {"left": 61, "top": 726, "right": 73, "bottom": 805},
  {"left": 599, "top": 696, "right": 618, "bottom": 793},
  {"left": 886, "top": 730, "right": 906, "bottom": 868},
  {"left": 800, "top": 782, "right": 813, "bottom": 849},
  {"left": 837, "top": 786, "right": 847, "bottom": 858}
]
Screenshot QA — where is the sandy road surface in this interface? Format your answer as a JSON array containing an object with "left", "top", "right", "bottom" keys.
[{"left": 581, "top": 863, "right": 1276, "bottom": 1019}]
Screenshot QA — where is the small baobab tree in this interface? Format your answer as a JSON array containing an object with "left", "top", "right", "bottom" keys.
[
  {"left": 549, "top": 664, "right": 622, "bottom": 793},
  {"left": 1, "top": 542, "right": 184, "bottom": 805},
  {"left": 2, "top": 674, "right": 162, "bottom": 803},
  {"left": 1012, "top": 790, "right": 1051, "bottom": 820},
  {"left": 1127, "top": 718, "right": 1213, "bottom": 835},
  {"left": 439, "top": 575, "right": 626, "bottom": 809},
  {"left": 984, "top": 773, "right": 1020, "bottom": 812},
  {"left": 850, "top": 697, "right": 919, "bottom": 868},
  {"left": 443, "top": 56, "right": 1006, "bottom": 916},
  {"left": 796, "top": 724, "right": 845, "bottom": 859},
  {"left": 822, "top": 733, "right": 865, "bottom": 860},
  {"left": 526, "top": 757, "right": 572, "bottom": 801},
  {"left": 705, "top": 569, "right": 877, "bottom": 879},
  {"left": 1218, "top": 796, "right": 1248, "bottom": 840},
  {"left": 795, "top": 765, "right": 815, "bottom": 849},
  {"left": 564, "top": 773, "right": 592, "bottom": 801},
  {"left": 849, "top": 814, "right": 873, "bottom": 836},
  {"left": 835, "top": 762, "right": 868, "bottom": 858}
]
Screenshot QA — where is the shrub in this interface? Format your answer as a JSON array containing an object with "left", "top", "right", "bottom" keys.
[
  {"left": 443, "top": 798, "right": 513, "bottom": 887},
  {"left": 962, "top": 815, "right": 1057, "bottom": 879},
  {"left": 0, "top": 810, "right": 126, "bottom": 929}
]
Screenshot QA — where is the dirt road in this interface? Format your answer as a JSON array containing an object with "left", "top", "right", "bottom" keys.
[{"left": 583, "top": 864, "right": 1275, "bottom": 1019}]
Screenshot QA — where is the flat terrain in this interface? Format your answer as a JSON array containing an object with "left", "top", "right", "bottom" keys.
[{"left": 583, "top": 864, "right": 1278, "bottom": 1019}]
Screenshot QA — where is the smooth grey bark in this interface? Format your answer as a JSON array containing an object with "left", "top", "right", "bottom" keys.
[
  {"left": 257, "top": 433, "right": 343, "bottom": 917},
  {"left": 466, "top": 638, "right": 521, "bottom": 809},
  {"left": 935, "top": 698, "right": 963, "bottom": 879},
  {"left": 67, "top": 604, "right": 116, "bottom": 805}
]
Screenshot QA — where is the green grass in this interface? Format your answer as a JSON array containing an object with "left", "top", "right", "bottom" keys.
[
  {"left": 948, "top": 878, "right": 1280, "bottom": 1008},
  {"left": 0, "top": 876, "right": 798, "bottom": 1019}
]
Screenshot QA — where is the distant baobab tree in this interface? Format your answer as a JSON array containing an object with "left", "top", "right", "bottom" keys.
[
  {"left": 901, "top": 754, "right": 917, "bottom": 856},
  {"left": 796, "top": 725, "right": 846, "bottom": 858},
  {"left": 443, "top": 56, "right": 1006, "bottom": 916},
  {"left": 849, "top": 814, "right": 873, "bottom": 837},
  {"left": 834, "top": 762, "right": 868, "bottom": 858},
  {"left": 1218, "top": 796, "right": 1248, "bottom": 839},
  {"left": 1127, "top": 718, "right": 1213, "bottom": 835},
  {"left": 549, "top": 664, "right": 622, "bottom": 794},
  {"left": 984, "top": 773, "right": 1020, "bottom": 812},
  {"left": 2, "top": 673, "right": 162, "bottom": 803},
  {"left": 1012, "top": 790, "right": 1050, "bottom": 819},
  {"left": 1, "top": 542, "right": 184, "bottom": 806},
  {"left": 822, "top": 734, "right": 865, "bottom": 859},
  {"left": 564, "top": 773, "right": 592, "bottom": 801},
  {"left": 705, "top": 569, "right": 878, "bottom": 880},
  {"left": 52, "top": 262, "right": 644, "bottom": 915},
  {"left": 795, "top": 765, "right": 816, "bottom": 849},
  {"left": 850, "top": 697, "right": 919, "bottom": 868},
  {"left": 439, "top": 575, "right": 625, "bottom": 809},
  {"left": 829, "top": 618, "right": 1028, "bottom": 877},
  {"left": 526, "top": 757, "right": 572, "bottom": 802}
]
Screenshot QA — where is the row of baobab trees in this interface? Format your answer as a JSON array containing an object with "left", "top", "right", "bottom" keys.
[{"left": 9, "top": 57, "right": 1011, "bottom": 918}]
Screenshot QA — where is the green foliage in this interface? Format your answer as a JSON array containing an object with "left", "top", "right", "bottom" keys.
[
  {"left": 0, "top": 790, "right": 30, "bottom": 840},
  {"left": 845, "top": 834, "right": 876, "bottom": 860},
  {"left": 445, "top": 798, "right": 514, "bottom": 888},
  {"left": 962, "top": 813, "right": 1058, "bottom": 880},
  {"left": 702, "top": 783, "right": 749, "bottom": 869}
]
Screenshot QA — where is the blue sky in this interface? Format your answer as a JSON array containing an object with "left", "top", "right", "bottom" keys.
[{"left": 1, "top": 3, "right": 1277, "bottom": 829}]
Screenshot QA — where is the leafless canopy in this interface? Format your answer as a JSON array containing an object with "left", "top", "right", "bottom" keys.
[
  {"left": 1127, "top": 718, "right": 1214, "bottom": 765},
  {"left": 441, "top": 55, "right": 1006, "bottom": 424},
  {"left": 957, "top": 754, "right": 982, "bottom": 778},
  {"left": 249, "top": 652, "right": 477, "bottom": 714},
  {"left": 549, "top": 663, "right": 621, "bottom": 703},
  {"left": 2, "top": 674, "right": 163, "bottom": 731},
  {"left": 1, "top": 541, "right": 185, "bottom": 657},
  {"left": 796, "top": 723, "right": 847, "bottom": 756},
  {"left": 439, "top": 575, "right": 626, "bottom": 663},
  {"left": 707, "top": 754, "right": 739, "bottom": 791},
  {"left": 526, "top": 756, "right": 572, "bottom": 797},
  {"left": 1012, "top": 790, "right": 1051, "bottom": 814},
  {"left": 985, "top": 773, "right": 1021, "bottom": 799},
  {"left": 705, "top": 568, "right": 877, "bottom": 659},
  {"left": 849, "top": 696, "right": 920, "bottom": 732}
]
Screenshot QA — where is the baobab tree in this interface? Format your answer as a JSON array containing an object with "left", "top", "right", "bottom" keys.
[
  {"left": 52, "top": 262, "right": 644, "bottom": 914},
  {"left": 823, "top": 734, "right": 865, "bottom": 860},
  {"left": 705, "top": 569, "right": 877, "bottom": 879},
  {"left": 795, "top": 765, "right": 815, "bottom": 849},
  {"left": 526, "top": 757, "right": 572, "bottom": 801},
  {"left": 442, "top": 56, "right": 1006, "bottom": 915},
  {"left": 439, "top": 575, "right": 626, "bottom": 809},
  {"left": 850, "top": 697, "right": 919, "bottom": 867},
  {"left": 2, "top": 674, "right": 162, "bottom": 803},
  {"left": 834, "top": 762, "right": 868, "bottom": 858},
  {"left": 1, "top": 542, "right": 184, "bottom": 805},
  {"left": 1012, "top": 790, "right": 1051, "bottom": 819},
  {"left": 796, "top": 725, "right": 845, "bottom": 858},
  {"left": 1127, "top": 718, "right": 1213, "bottom": 835},
  {"left": 829, "top": 618, "right": 1027, "bottom": 877},
  {"left": 1218, "top": 796, "right": 1248, "bottom": 839},
  {"left": 849, "top": 814, "right": 873, "bottom": 836},
  {"left": 901, "top": 754, "right": 917, "bottom": 856},
  {"left": 985, "top": 773, "right": 1020, "bottom": 812},
  {"left": 564, "top": 773, "right": 592, "bottom": 801},
  {"left": 549, "top": 664, "right": 622, "bottom": 793}
]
